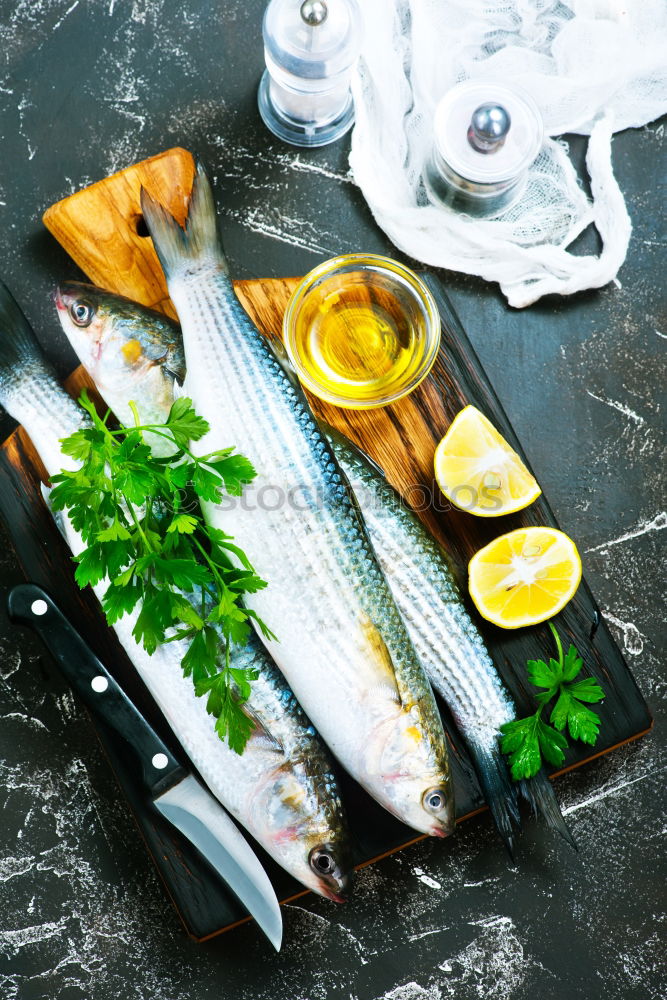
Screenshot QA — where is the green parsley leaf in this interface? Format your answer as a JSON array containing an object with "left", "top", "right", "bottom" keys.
[
  {"left": 166, "top": 513, "right": 198, "bottom": 534},
  {"left": 102, "top": 581, "right": 143, "bottom": 624},
  {"left": 97, "top": 518, "right": 131, "bottom": 543},
  {"left": 202, "top": 453, "right": 257, "bottom": 496},
  {"left": 73, "top": 545, "right": 108, "bottom": 589},
  {"left": 55, "top": 393, "right": 274, "bottom": 755},
  {"left": 500, "top": 716, "right": 542, "bottom": 780},
  {"left": 536, "top": 717, "right": 568, "bottom": 766},
  {"left": 566, "top": 677, "right": 605, "bottom": 703},
  {"left": 526, "top": 657, "right": 561, "bottom": 690},
  {"left": 166, "top": 396, "right": 210, "bottom": 446},
  {"left": 500, "top": 624, "right": 605, "bottom": 780},
  {"left": 564, "top": 700, "right": 601, "bottom": 744},
  {"left": 182, "top": 626, "right": 219, "bottom": 684},
  {"left": 562, "top": 644, "right": 584, "bottom": 682},
  {"left": 193, "top": 463, "right": 226, "bottom": 503},
  {"left": 60, "top": 428, "right": 98, "bottom": 461}
]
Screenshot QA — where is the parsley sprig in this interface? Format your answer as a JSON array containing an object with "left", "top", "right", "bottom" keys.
[
  {"left": 49, "top": 389, "right": 275, "bottom": 753},
  {"left": 500, "top": 623, "right": 605, "bottom": 780}
]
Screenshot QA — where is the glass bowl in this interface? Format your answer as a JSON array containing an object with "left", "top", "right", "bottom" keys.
[{"left": 282, "top": 254, "right": 441, "bottom": 410}]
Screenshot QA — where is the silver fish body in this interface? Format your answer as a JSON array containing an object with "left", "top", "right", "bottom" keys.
[
  {"left": 0, "top": 282, "right": 352, "bottom": 898},
  {"left": 140, "top": 165, "right": 453, "bottom": 838},
  {"left": 324, "top": 428, "right": 521, "bottom": 839}
]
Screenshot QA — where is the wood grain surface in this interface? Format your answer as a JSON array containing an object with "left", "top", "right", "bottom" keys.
[{"left": 0, "top": 149, "right": 650, "bottom": 942}]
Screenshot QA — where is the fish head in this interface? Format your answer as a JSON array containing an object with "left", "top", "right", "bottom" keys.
[
  {"left": 54, "top": 281, "right": 184, "bottom": 418},
  {"left": 364, "top": 704, "right": 455, "bottom": 838},
  {"left": 252, "top": 761, "right": 353, "bottom": 901}
]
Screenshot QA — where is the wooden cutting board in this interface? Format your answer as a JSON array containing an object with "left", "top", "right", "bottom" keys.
[{"left": 0, "top": 148, "right": 651, "bottom": 942}]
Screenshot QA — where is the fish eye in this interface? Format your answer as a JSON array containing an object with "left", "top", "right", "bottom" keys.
[
  {"left": 309, "top": 846, "right": 336, "bottom": 876},
  {"left": 69, "top": 300, "right": 94, "bottom": 328},
  {"left": 422, "top": 787, "right": 448, "bottom": 815}
]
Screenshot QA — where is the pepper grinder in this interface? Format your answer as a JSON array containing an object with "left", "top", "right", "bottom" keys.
[
  {"left": 423, "top": 81, "right": 544, "bottom": 218},
  {"left": 258, "top": 0, "right": 362, "bottom": 148}
]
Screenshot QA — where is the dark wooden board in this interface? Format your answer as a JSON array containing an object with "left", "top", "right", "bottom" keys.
[{"left": 0, "top": 150, "right": 651, "bottom": 942}]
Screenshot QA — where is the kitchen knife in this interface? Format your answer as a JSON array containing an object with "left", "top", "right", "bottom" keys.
[{"left": 7, "top": 583, "right": 283, "bottom": 951}]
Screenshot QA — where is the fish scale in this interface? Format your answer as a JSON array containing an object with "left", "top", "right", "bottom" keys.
[{"left": 141, "top": 165, "right": 453, "bottom": 837}]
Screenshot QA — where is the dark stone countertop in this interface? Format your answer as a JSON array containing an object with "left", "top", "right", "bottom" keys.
[{"left": 0, "top": 3, "right": 664, "bottom": 999}]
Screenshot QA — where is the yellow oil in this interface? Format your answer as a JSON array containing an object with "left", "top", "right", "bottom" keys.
[{"left": 292, "top": 279, "right": 428, "bottom": 407}]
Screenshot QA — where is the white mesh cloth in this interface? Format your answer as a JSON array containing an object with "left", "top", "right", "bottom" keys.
[{"left": 349, "top": 0, "right": 667, "bottom": 307}]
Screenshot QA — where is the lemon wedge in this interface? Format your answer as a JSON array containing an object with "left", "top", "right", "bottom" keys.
[
  {"left": 434, "top": 405, "right": 541, "bottom": 517},
  {"left": 468, "top": 527, "right": 582, "bottom": 629}
]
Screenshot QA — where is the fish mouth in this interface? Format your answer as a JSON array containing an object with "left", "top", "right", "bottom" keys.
[
  {"left": 320, "top": 869, "right": 353, "bottom": 903},
  {"left": 322, "top": 887, "right": 348, "bottom": 904},
  {"left": 430, "top": 811, "right": 456, "bottom": 838},
  {"left": 53, "top": 286, "right": 66, "bottom": 311}
]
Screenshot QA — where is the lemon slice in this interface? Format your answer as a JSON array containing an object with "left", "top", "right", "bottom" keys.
[
  {"left": 434, "top": 405, "right": 541, "bottom": 517},
  {"left": 468, "top": 527, "right": 582, "bottom": 629}
]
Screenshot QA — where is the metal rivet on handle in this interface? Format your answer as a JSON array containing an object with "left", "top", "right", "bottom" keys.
[
  {"left": 31, "top": 599, "right": 48, "bottom": 616},
  {"left": 91, "top": 676, "right": 109, "bottom": 693},
  {"left": 152, "top": 753, "right": 169, "bottom": 770}
]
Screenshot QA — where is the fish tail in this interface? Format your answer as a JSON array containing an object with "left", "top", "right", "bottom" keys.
[
  {"left": 470, "top": 741, "right": 520, "bottom": 855},
  {"left": 519, "top": 771, "right": 577, "bottom": 850},
  {"left": 0, "top": 282, "right": 51, "bottom": 409},
  {"left": 140, "top": 161, "right": 226, "bottom": 281}
]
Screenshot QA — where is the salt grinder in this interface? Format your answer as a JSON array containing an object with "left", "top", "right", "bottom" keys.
[
  {"left": 258, "top": 0, "right": 362, "bottom": 148},
  {"left": 424, "top": 82, "right": 543, "bottom": 218}
]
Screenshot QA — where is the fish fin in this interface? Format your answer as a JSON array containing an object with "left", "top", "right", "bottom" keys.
[
  {"left": 242, "top": 705, "right": 285, "bottom": 755},
  {"left": 171, "top": 377, "right": 188, "bottom": 401},
  {"left": 519, "top": 770, "right": 577, "bottom": 850},
  {"left": 140, "top": 162, "right": 226, "bottom": 281},
  {"left": 164, "top": 350, "right": 186, "bottom": 386},
  {"left": 360, "top": 616, "right": 402, "bottom": 701},
  {"left": 469, "top": 740, "right": 520, "bottom": 855}
]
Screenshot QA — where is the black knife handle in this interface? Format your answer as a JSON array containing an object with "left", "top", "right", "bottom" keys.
[{"left": 8, "top": 584, "right": 188, "bottom": 799}]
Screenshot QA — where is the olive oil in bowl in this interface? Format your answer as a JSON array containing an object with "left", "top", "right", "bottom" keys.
[{"left": 283, "top": 255, "right": 441, "bottom": 409}]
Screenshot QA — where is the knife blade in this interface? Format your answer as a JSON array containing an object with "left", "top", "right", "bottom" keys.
[{"left": 7, "top": 583, "right": 283, "bottom": 951}]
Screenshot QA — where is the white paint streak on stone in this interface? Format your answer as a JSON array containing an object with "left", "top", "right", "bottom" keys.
[
  {"left": 586, "top": 390, "right": 645, "bottom": 426},
  {"left": 380, "top": 983, "right": 440, "bottom": 1000},
  {"left": 284, "top": 904, "right": 370, "bottom": 966},
  {"left": 413, "top": 867, "right": 442, "bottom": 890},
  {"left": 289, "top": 157, "right": 356, "bottom": 184},
  {"left": 435, "top": 914, "right": 532, "bottom": 999},
  {"left": 224, "top": 205, "right": 337, "bottom": 256},
  {"left": 0, "top": 856, "right": 36, "bottom": 883},
  {"left": 0, "top": 918, "right": 68, "bottom": 955},
  {"left": 52, "top": 0, "right": 80, "bottom": 33},
  {"left": 407, "top": 926, "right": 448, "bottom": 943},
  {"left": 603, "top": 610, "right": 645, "bottom": 656},
  {"left": 0, "top": 712, "right": 48, "bottom": 732},
  {"left": 562, "top": 768, "right": 666, "bottom": 817},
  {"left": 17, "top": 96, "right": 37, "bottom": 161},
  {"left": 586, "top": 510, "right": 667, "bottom": 553}
]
